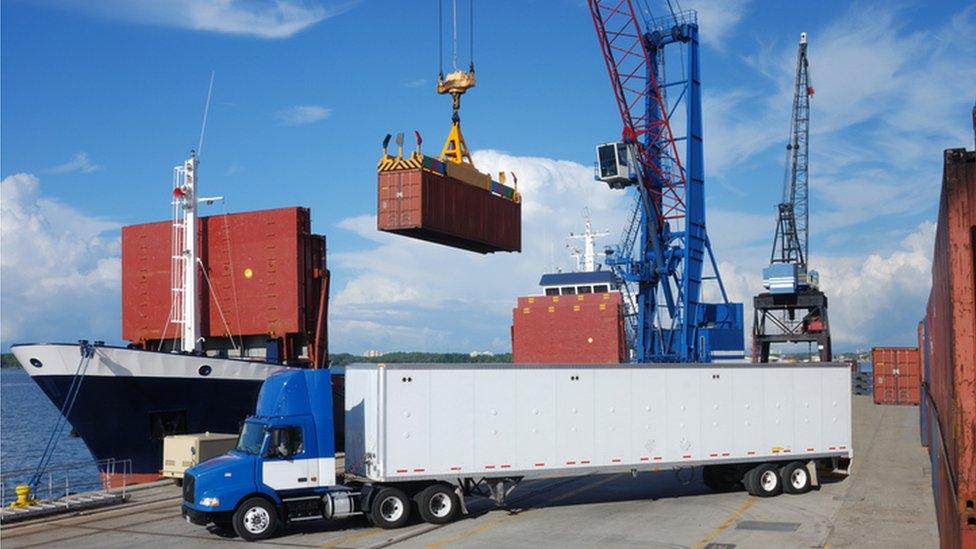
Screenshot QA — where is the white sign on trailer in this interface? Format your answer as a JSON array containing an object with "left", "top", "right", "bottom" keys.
[{"left": 343, "top": 363, "right": 852, "bottom": 482}]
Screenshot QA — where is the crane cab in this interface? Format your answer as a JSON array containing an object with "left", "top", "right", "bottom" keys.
[{"left": 595, "top": 142, "right": 635, "bottom": 189}]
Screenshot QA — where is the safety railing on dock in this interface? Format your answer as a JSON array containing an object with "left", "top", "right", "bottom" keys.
[{"left": 0, "top": 458, "right": 132, "bottom": 523}]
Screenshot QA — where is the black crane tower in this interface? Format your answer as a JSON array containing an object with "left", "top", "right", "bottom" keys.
[{"left": 753, "top": 33, "right": 832, "bottom": 363}]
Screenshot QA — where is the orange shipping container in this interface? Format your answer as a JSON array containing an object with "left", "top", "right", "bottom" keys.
[
  {"left": 924, "top": 147, "right": 975, "bottom": 548},
  {"left": 872, "top": 347, "right": 920, "bottom": 405},
  {"left": 377, "top": 169, "right": 521, "bottom": 254}
]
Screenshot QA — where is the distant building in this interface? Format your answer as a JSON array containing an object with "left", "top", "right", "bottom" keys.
[
  {"left": 363, "top": 350, "right": 383, "bottom": 358},
  {"left": 469, "top": 351, "right": 494, "bottom": 358}
]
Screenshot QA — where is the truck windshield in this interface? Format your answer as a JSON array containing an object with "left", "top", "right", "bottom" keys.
[{"left": 236, "top": 422, "right": 266, "bottom": 455}]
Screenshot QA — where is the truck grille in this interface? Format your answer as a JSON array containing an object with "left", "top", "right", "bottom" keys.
[{"left": 183, "top": 473, "right": 195, "bottom": 504}]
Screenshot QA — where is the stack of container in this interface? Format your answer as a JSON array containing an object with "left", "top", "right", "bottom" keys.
[
  {"left": 919, "top": 146, "right": 975, "bottom": 548},
  {"left": 122, "top": 206, "right": 329, "bottom": 366},
  {"left": 511, "top": 292, "right": 627, "bottom": 363},
  {"left": 871, "top": 347, "right": 920, "bottom": 405}
]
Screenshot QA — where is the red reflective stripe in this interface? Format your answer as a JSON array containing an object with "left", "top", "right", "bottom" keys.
[
  {"left": 611, "top": 458, "right": 622, "bottom": 463},
  {"left": 653, "top": 456, "right": 663, "bottom": 461},
  {"left": 566, "top": 461, "right": 576, "bottom": 465},
  {"left": 721, "top": 453, "right": 730, "bottom": 457},
  {"left": 640, "top": 457, "right": 650, "bottom": 461},
  {"left": 682, "top": 454, "right": 692, "bottom": 459},
  {"left": 747, "top": 451, "right": 756, "bottom": 455},
  {"left": 450, "top": 466, "right": 461, "bottom": 471},
  {"left": 396, "top": 469, "right": 408, "bottom": 473},
  {"left": 500, "top": 464, "right": 511, "bottom": 469},
  {"left": 413, "top": 468, "right": 425, "bottom": 472},
  {"left": 581, "top": 460, "right": 591, "bottom": 464},
  {"left": 709, "top": 453, "right": 718, "bottom": 457},
  {"left": 534, "top": 463, "right": 545, "bottom": 467},
  {"left": 806, "top": 448, "right": 815, "bottom": 452},
  {"left": 485, "top": 465, "right": 495, "bottom": 469}
]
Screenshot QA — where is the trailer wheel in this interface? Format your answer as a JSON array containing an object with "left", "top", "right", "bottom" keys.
[
  {"left": 746, "top": 463, "right": 782, "bottom": 497},
  {"left": 780, "top": 461, "right": 812, "bottom": 494},
  {"left": 370, "top": 487, "right": 411, "bottom": 529},
  {"left": 416, "top": 484, "right": 460, "bottom": 524},
  {"left": 233, "top": 497, "right": 279, "bottom": 541}
]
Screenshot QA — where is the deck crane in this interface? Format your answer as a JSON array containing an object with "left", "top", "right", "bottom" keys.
[
  {"left": 753, "top": 33, "right": 832, "bottom": 363},
  {"left": 588, "top": 1, "right": 744, "bottom": 362}
]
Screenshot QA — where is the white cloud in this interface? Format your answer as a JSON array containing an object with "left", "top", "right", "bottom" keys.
[
  {"left": 328, "top": 151, "right": 629, "bottom": 354},
  {"left": 685, "top": 0, "right": 751, "bottom": 50},
  {"left": 47, "top": 152, "right": 101, "bottom": 174},
  {"left": 815, "top": 222, "right": 935, "bottom": 347},
  {"left": 276, "top": 105, "right": 332, "bottom": 126},
  {"left": 0, "top": 174, "right": 121, "bottom": 346},
  {"left": 42, "top": 0, "right": 351, "bottom": 39}
]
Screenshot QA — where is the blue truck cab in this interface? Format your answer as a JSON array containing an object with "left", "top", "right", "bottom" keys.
[
  {"left": 182, "top": 369, "right": 349, "bottom": 540},
  {"left": 182, "top": 368, "right": 461, "bottom": 541}
]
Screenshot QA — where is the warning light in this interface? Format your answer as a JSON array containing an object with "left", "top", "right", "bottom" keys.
[
  {"left": 243, "top": 268, "right": 253, "bottom": 279},
  {"left": 173, "top": 187, "right": 185, "bottom": 199}
]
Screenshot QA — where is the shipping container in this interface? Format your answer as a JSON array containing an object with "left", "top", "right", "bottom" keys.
[
  {"left": 923, "top": 147, "right": 976, "bottom": 548},
  {"left": 872, "top": 347, "right": 920, "bottom": 405},
  {"left": 344, "top": 362, "right": 853, "bottom": 483},
  {"left": 377, "top": 168, "right": 521, "bottom": 253},
  {"left": 121, "top": 207, "right": 328, "bottom": 364},
  {"left": 512, "top": 292, "right": 626, "bottom": 363}
]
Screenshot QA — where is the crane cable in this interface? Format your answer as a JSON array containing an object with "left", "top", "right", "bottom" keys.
[{"left": 437, "top": 0, "right": 474, "bottom": 74}]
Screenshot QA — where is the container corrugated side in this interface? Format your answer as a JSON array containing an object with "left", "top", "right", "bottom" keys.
[
  {"left": 920, "top": 320, "right": 931, "bottom": 448},
  {"left": 924, "top": 147, "right": 975, "bottom": 547},
  {"left": 377, "top": 169, "right": 521, "bottom": 253}
]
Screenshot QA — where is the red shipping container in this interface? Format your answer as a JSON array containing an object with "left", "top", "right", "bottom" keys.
[
  {"left": 122, "top": 207, "right": 324, "bottom": 346},
  {"left": 511, "top": 293, "right": 626, "bottom": 364},
  {"left": 872, "top": 347, "right": 920, "bottom": 405},
  {"left": 924, "top": 147, "right": 976, "bottom": 548},
  {"left": 377, "top": 169, "right": 521, "bottom": 253}
]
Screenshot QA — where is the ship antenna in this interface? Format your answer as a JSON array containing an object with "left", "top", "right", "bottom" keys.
[{"left": 197, "top": 71, "right": 215, "bottom": 158}]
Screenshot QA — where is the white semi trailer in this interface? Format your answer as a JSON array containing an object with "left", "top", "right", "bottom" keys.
[{"left": 184, "top": 362, "right": 852, "bottom": 540}]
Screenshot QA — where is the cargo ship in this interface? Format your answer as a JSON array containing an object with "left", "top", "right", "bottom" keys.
[
  {"left": 511, "top": 213, "right": 630, "bottom": 364},
  {"left": 11, "top": 152, "right": 330, "bottom": 483}
]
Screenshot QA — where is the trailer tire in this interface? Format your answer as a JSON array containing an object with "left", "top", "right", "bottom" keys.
[
  {"left": 746, "top": 463, "right": 782, "bottom": 497},
  {"left": 415, "top": 484, "right": 460, "bottom": 524},
  {"left": 233, "top": 497, "right": 279, "bottom": 541},
  {"left": 370, "top": 487, "right": 411, "bottom": 529},
  {"left": 780, "top": 461, "right": 812, "bottom": 494}
]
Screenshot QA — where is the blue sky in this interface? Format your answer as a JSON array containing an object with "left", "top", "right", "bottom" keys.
[{"left": 2, "top": 0, "right": 974, "bottom": 354}]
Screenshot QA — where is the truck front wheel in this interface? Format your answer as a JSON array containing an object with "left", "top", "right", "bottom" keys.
[
  {"left": 370, "top": 487, "right": 411, "bottom": 529},
  {"left": 416, "top": 484, "right": 460, "bottom": 524},
  {"left": 233, "top": 497, "right": 279, "bottom": 541}
]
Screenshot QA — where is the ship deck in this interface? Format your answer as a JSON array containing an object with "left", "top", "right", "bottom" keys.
[{"left": 0, "top": 395, "right": 937, "bottom": 548}]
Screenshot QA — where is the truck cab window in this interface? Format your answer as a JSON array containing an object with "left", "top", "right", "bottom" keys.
[
  {"left": 268, "top": 426, "right": 303, "bottom": 459},
  {"left": 236, "top": 422, "right": 266, "bottom": 455}
]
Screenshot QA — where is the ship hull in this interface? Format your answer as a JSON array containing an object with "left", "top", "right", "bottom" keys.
[{"left": 11, "top": 343, "right": 290, "bottom": 481}]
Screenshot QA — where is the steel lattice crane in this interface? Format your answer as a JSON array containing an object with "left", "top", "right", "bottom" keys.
[
  {"left": 588, "top": 0, "right": 744, "bottom": 363},
  {"left": 771, "top": 32, "right": 812, "bottom": 277},
  {"left": 753, "top": 33, "right": 832, "bottom": 363}
]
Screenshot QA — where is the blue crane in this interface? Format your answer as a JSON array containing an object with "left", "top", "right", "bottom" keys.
[{"left": 587, "top": 1, "right": 744, "bottom": 362}]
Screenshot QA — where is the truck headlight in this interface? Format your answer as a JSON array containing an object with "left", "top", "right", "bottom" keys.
[{"left": 199, "top": 497, "right": 220, "bottom": 507}]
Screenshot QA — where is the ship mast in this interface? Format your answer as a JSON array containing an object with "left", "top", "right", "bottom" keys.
[
  {"left": 567, "top": 209, "right": 610, "bottom": 272},
  {"left": 170, "top": 151, "right": 221, "bottom": 353}
]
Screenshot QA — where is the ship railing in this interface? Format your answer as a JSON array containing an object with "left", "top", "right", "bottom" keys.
[{"left": 0, "top": 457, "right": 132, "bottom": 508}]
